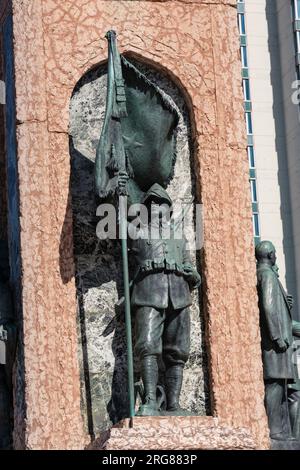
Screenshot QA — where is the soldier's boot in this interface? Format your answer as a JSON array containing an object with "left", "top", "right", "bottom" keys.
[
  {"left": 136, "top": 355, "right": 160, "bottom": 416},
  {"left": 165, "top": 365, "right": 182, "bottom": 411},
  {"left": 165, "top": 365, "right": 192, "bottom": 416},
  {"left": 288, "top": 390, "right": 300, "bottom": 440}
]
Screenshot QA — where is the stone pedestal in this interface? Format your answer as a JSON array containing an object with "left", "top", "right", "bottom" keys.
[
  {"left": 271, "top": 438, "right": 300, "bottom": 451},
  {"left": 89, "top": 417, "right": 260, "bottom": 450}
]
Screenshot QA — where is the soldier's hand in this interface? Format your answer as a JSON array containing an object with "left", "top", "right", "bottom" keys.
[
  {"left": 183, "top": 265, "right": 201, "bottom": 287},
  {"left": 183, "top": 265, "right": 196, "bottom": 279},
  {"left": 183, "top": 265, "right": 193, "bottom": 275},
  {"left": 274, "top": 338, "right": 288, "bottom": 352},
  {"left": 287, "top": 294, "right": 294, "bottom": 310},
  {"left": 117, "top": 171, "right": 129, "bottom": 190}
]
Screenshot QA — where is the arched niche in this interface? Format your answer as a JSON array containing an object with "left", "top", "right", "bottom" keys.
[{"left": 69, "top": 57, "right": 209, "bottom": 436}]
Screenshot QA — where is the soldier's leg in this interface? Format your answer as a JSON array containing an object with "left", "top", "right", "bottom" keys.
[
  {"left": 135, "top": 306, "right": 165, "bottom": 414},
  {"left": 265, "top": 379, "right": 286, "bottom": 439},
  {"left": 163, "top": 307, "right": 190, "bottom": 411},
  {"left": 288, "top": 389, "right": 300, "bottom": 439}
]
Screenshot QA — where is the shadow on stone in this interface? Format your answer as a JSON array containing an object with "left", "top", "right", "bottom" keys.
[{"left": 68, "top": 136, "right": 134, "bottom": 435}]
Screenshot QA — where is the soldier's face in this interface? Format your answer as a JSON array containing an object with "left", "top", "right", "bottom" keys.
[
  {"left": 149, "top": 200, "right": 170, "bottom": 219},
  {"left": 269, "top": 250, "right": 276, "bottom": 265}
]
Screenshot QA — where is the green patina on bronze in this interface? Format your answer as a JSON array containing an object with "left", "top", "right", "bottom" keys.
[
  {"left": 288, "top": 320, "right": 300, "bottom": 440},
  {"left": 129, "top": 183, "right": 200, "bottom": 416},
  {"left": 256, "top": 240, "right": 298, "bottom": 442},
  {"left": 95, "top": 31, "right": 200, "bottom": 418},
  {"left": 0, "top": 241, "right": 16, "bottom": 450},
  {"left": 95, "top": 31, "right": 179, "bottom": 204}
]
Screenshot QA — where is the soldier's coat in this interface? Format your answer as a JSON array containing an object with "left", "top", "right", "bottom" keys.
[
  {"left": 130, "top": 233, "right": 196, "bottom": 311},
  {"left": 257, "top": 263, "right": 296, "bottom": 380}
]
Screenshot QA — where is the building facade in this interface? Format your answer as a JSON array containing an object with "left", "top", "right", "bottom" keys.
[{"left": 240, "top": 0, "right": 300, "bottom": 320}]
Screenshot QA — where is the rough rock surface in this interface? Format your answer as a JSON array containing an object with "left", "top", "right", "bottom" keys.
[{"left": 89, "top": 416, "right": 261, "bottom": 450}]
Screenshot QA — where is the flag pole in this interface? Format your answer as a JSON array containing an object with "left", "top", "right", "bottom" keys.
[
  {"left": 106, "top": 30, "right": 135, "bottom": 421},
  {"left": 119, "top": 194, "right": 135, "bottom": 421}
]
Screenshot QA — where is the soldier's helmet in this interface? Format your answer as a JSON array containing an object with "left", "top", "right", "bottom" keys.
[{"left": 142, "top": 183, "right": 172, "bottom": 207}]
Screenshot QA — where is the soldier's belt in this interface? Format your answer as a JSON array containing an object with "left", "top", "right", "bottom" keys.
[{"left": 139, "top": 259, "right": 184, "bottom": 274}]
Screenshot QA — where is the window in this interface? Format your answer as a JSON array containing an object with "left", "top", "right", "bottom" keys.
[
  {"left": 246, "top": 112, "right": 253, "bottom": 135},
  {"left": 237, "top": 1, "right": 260, "bottom": 241},
  {"left": 241, "top": 46, "right": 248, "bottom": 68},
  {"left": 292, "top": 2, "right": 300, "bottom": 92},
  {"left": 253, "top": 213, "right": 260, "bottom": 238},
  {"left": 238, "top": 14, "right": 246, "bottom": 35},
  {"left": 250, "top": 179, "right": 258, "bottom": 203},
  {"left": 294, "top": 0, "right": 300, "bottom": 19},
  {"left": 247, "top": 146, "right": 255, "bottom": 168},
  {"left": 292, "top": 1, "right": 300, "bottom": 112},
  {"left": 296, "top": 31, "right": 300, "bottom": 52},
  {"left": 243, "top": 79, "right": 251, "bottom": 101}
]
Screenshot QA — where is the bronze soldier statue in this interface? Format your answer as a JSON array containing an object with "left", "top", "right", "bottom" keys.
[
  {"left": 128, "top": 183, "right": 201, "bottom": 416},
  {"left": 256, "top": 241, "right": 298, "bottom": 441},
  {"left": 95, "top": 31, "right": 199, "bottom": 418},
  {"left": 0, "top": 242, "right": 16, "bottom": 449},
  {"left": 288, "top": 320, "right": 300, "bottom": 440}
]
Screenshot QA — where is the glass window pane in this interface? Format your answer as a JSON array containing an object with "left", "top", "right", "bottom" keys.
[
  {"left": 243, "top": 79, "right": 251, "bottom": 100},
  {"left": 297, "top": 0, "right": 300, "bottom": 19},
  {"left": 238, "top": 14, "right": 246, "bottom": 35},
  {"left": 247, "top": 146, "right": 255, "bottom": 168},
  {"left": 294, "top": 30, "right": 298, "bottom": 55},
  {"left": 241, "top": 46, "right": 248, "bottom": 67},
  {"left": 246, "top": 112, "right": 253, "bottom": 134},
  {"left": 253, "top": 213, "right": 260, "bottom": 237},
  {"left": 250, "top": 179, "right": 257, "bottom": 203},
  {"left": 297, "top": 31, "right": 300, "bottom": 52}
]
